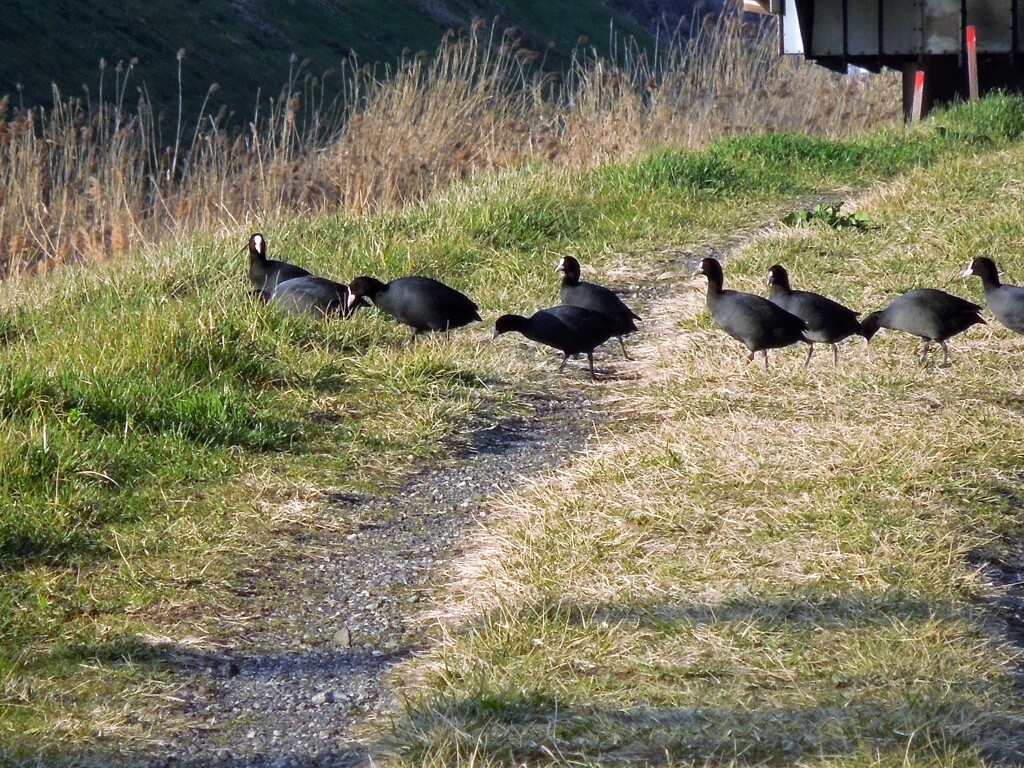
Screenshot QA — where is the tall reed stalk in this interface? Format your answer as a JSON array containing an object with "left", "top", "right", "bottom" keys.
[{"left": 0, "top": 4, "right": 899, "bottom": 278}]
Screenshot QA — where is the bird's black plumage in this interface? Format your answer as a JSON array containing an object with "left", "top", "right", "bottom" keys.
[
  {"left": 962, "top": 257, "right": 1024, "bottom": 335},
  {"left": 861, "top": 288, "right": 984, "bottom": 366},
  {"left": 269, "top": 275, "right": 365, "bottom": 318},
  {"left": 694, "top": 257, "right": 809, "bottom": 366},
  {"left": 766, "top": 264, "right": 864, "bottom": 366},
  {"left": 557, "top": 255, "right": 641, "bottom": 358},
  {"left": 494, "top": 304, "right": 618, "bottom": 379},
  {"left": 348, "top": 275, "right": 480, "bottom": 339}
]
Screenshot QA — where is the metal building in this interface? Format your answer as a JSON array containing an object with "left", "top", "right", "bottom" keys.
[{"left": 745, "top": 0, "right": 1024, "bottom": 114}]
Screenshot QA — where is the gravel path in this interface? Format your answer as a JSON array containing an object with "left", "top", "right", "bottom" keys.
[
  {"left": 131, "top": 274, "right": 669, "bottom": 768},
  {"left": 148, "top": 395, "right": 607, "bottom": 767}
]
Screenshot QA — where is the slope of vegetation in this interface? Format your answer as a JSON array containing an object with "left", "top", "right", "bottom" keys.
[
  {"left": 2, "top": 93, "right": 1024, "bottom": 760},
  {"left": 7, "top": 4, "right": 1024, "bottom": 761},
  {"left": 1, "top": 0, "right": 656, "bottom": 117},
  {"left": 0, "top": 11, "right": 899, "bottom": 278}
]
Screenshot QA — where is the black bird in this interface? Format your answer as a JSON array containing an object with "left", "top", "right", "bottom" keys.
[
  {"left": 861, "top": 289, "right": 985, "bottom": 366},
  {"left": 493, "top": 305, "right": 618, "bottom": 380},
  {"left": 556, "top": 255, "right": 642, "bottom": 358},
  {"left": 247, "top": 233, "right": 311, "bottom": 301},
  {"left": 347, "top": 275, "right": 481, "bottom": 340},
  {"left": 693, "top": 256, "right": 809, "bottom": 366},
  {"left": 766, "top": 264, "right": 864, "bottom": 366},
  {"left": 269, "top": 275, "right": 365, "bottom": 318},
  {"left": 961, "top": 256, "right": 1024, "bottom": 335}
]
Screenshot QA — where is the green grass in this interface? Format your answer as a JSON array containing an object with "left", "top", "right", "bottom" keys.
[{"left": 4, "top": 95, "right": 1024, "bottom": 758}]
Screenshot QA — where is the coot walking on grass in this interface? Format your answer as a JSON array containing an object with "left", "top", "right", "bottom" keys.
[
  {"left": 694, "top": 256, "right": 809, "bottom": 367},
  {"left": 766, "top": 264, "right": 864, "bottom": 366},
  {"left": 347, "top": 275, "right": 481, "bottom": 340},
  {"left": 961, "top": 257, "right": 1024, "bottom": 335},
  {"left": 861, "top": 288, "right": 984, "bottom": 366},
  {"left": 556, "top": 255, "right": 642, "bottom": 358},
  {"left": 494, "top": 305, "right": 618, "bottom": 380},
  {"left": 247, "top": 233, "right": 312, "bottom": 301},
  {"left": 270, "top": 276, "right": 365, "bottom": 318}
]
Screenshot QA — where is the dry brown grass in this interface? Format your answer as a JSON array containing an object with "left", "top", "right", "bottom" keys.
[{"left": 0, "top": 5, "right": 899, "bottom": 278}]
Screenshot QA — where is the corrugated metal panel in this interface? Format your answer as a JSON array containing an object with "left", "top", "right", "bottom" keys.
[
  {"left": 967, "top": 0, "right": 1013, "bottom": 51},
  {"left": 811, "top": 0, "right": 845, "bottom": 54},
  {"left": 782, "top": 0, "right": 1023, "bottom": 56},
  {"left": 848, "top": 0, "right": 882, "bottom": 54},
  {"left": 883, "top": 0, "right": 924, "bottom": 53},
  {"left": 923, "top": 0, "right": 959, "bottom": 53},
  {"left": 782, "top": 0, "right": 806, "bottom": 54},
  {"left": 1017, "top": 0, "right": 1023, "bottom": 52}
]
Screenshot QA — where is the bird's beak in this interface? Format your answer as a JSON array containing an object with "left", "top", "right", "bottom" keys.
[
  {"left": 555, "top": 259, "right": 565, "bottom": 273},
  {"left": 347, "top": 292, "right": 361, "bottom": 311},
  {"left": 960, "top": 266, "right": 974, "bottom": 278},
  {"left": 692, "top": 266, "right": 705, "bottom": 278},
  {"left": 345, "top": 296, "right": 369, "bottom": 316}
]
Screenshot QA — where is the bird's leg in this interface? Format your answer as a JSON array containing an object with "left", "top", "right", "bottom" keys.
[
  {"left": 832, "top": 344, "right": 839, "bottom": 366},
  {"left": 745, "top": 350, "right": 755, "bottom": 365},
  {"left": 558, "top": 353, "right": 570, "bottom": 372},
  {"left": 618, "top": 336, "right": 631, "bottom": 360},
  {"left": 803, "top": 342, "right": 813, "bottom": 368},
  {"left": 919, "top": 340, "right": 930, "bottom": 364},
  {"left": 940, "top": 340, "right": 950, "bottom": 368},
  {"left": 763, "top": 350, "right": 770, "bottom": 369},
  {"left": 587, "top": 351, "right": 596, "bottom": 380}
]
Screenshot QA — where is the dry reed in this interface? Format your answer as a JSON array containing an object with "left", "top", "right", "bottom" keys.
[{"left": 0, "top": 4, "right": 899, "bottom": 277}]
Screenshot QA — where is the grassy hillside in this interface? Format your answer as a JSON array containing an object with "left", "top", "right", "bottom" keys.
[
  {"left": 2, "top": 94, "right": 1024, "bottom": 760},
  {"left": 0, "top": 0, "right": 660, "bottom": 118}
]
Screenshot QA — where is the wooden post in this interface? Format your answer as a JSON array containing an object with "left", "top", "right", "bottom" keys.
[
  {"left": 966, "top": 25, "right": 979, "bottom": 101},
  {"left": 911, "top": 69, "right": 925, "bottom": 121}
]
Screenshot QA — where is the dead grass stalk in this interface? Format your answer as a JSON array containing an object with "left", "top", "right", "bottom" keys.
[{"left": 0, "top": 6, "right": 899, "bottom": 277}]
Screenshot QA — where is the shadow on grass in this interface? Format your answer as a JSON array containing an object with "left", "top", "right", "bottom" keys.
[
  {"left": 389, "top": 696, "right": 1024, "bottom": 766},
  {"left": 525, "top": 589, "right": 967, "bottom": 630},
  {"left": 14, "top": 637, "right": 411, "bottom": 767},
  {"left": 383, "top": 590, "right": 1024, "bottom": 766}
]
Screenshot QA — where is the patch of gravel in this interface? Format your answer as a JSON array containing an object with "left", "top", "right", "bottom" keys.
[
  {"left": 119, "top": 275, "right": 666, "bottom": 768},
  {"left": 136, "top": 391, "right": 607, "bottom": 767}
]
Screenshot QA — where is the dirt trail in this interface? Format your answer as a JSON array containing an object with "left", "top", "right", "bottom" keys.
[{"left": 110, "top": 251, "right": 698, "bottom": 768}]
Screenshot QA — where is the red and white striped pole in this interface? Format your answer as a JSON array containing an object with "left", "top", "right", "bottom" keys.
[
  {"left": 966, "top": 25, "right": 979, "bottom": 101},
  {"left": 911, "top": 69, "right": 925, "bottom": 122}
]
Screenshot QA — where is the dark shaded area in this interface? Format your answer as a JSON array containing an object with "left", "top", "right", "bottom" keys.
[
  {"left": 504, "top": 589, "right": 971, "bottom": 630},
  {"left": 389, "top": 697, "right": 1024, "bottom": 766},
  {"left": 965, "top": 474, "right": 1024, "bottom": 651},
  {"left": 0, "top": 0, "right": 719, "bottom": 121}
]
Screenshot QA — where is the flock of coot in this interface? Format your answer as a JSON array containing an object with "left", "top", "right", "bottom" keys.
[
  {"left": 695, "top": 255, "right": 1016, "bottom": 368},
  {"left": 246, "top": 233, "right": 638, "bottom": 378},
  {"left": 247, "top": 233, "right": 1024, "bottom": 375}
]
